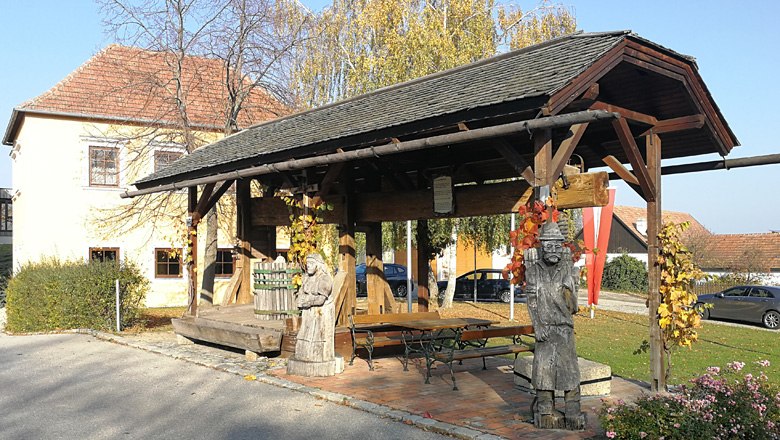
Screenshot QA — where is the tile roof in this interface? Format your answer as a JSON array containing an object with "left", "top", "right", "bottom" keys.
[
  {"left": 135, "top": 31, "right": 633, "bottom": 186},
  {"left": 697, "top": 233, "right": 780, "bottom": 271},
  {"left": 612, "top": 205, "right": 711, "bottom": 242},
  {"left": 612, "top": 205, "right": 780, "bottom": 270},
  {"left": 9, "top": 44, "right": 280, "bottom": 133}
]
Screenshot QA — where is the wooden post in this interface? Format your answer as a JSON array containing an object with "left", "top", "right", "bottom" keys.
[
  {"left": 337, "top": 219, "right": 357, "bottom": 326},
  {"left": 646, "top": 132, "right": 665, "bottom": 391},
  {"left": 236, "top": 179, "right": 253, "bottom": 304},
  {"left": 534, "top": 128, "right": 553, "bottom": 187},
  {"left": 416, "top": 219, "right": 430, "bottom": 312},
  {"left": 365, "top": 222, "right": 390, "bottom": 314},
  {"left": 187, "top": 186, "right": 199, "bottom": 317}
]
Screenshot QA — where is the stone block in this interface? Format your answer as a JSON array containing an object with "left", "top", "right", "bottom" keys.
[{"left": 514, "top": 355, "right": 611, "bottom": 396}]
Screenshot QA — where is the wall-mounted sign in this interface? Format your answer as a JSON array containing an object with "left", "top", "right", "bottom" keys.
[
  {"left": 433, "top": 175, "right": 454, "bottom": 214},
  {"left": 276, "top": 226, "right": 291, "bottom": 250}
]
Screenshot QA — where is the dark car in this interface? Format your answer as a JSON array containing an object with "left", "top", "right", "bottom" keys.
[
  {"left": 437, "top": 269, "right": 524, "bottom": 303},
  {"left": 695, "top": 285, "right": 780, "bottom": 329},
  {"left": 356, "top": 263, "right": 414, "bottom": 297}
]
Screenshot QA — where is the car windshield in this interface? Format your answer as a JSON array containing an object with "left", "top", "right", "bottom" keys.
[{"left": 355, "top": 265, "right": 366, "bottom": 275}]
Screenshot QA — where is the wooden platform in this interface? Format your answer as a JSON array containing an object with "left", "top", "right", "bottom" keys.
[{"left": 172, "top": 304, "right": 286, "bottom": 354}]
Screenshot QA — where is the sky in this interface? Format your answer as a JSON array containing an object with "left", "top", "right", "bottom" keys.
[{"left": 0, "top": 0, "right": 778, "bottom": 234}]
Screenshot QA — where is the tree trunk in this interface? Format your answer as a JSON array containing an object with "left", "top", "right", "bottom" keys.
[
  {"left": 200, "top": 207, "right": 217, "bottom": 305},
  {"left": 440, "top": 222, "right": 459, "bottom": 308},
  {"left": 428, "top": 264, "right": 439, "bottom": 305}
]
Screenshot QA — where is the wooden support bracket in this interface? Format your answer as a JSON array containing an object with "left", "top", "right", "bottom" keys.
[
  {"left": 612, "top": 118, "right": 656, "bottom": 201},
  {"left": 549, "top": 123, "right": 589, "bottom": 185},
  {"left": 495, "top": 139, "right": 536, "bottom": 183}
]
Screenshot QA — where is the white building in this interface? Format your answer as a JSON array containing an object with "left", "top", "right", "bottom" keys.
[{"left": 2, "top": 45, "right": 279, "bottom": 306}]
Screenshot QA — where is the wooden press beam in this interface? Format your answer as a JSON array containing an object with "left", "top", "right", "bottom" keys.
[
  {"left": 250, "top": 173, "right": 609, "bottom": 225},
  {"left": 612, "top": 118, "right": 656, "bottom": 201}
]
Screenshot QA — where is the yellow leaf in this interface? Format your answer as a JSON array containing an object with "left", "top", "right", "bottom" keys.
[{"left": 244, "top": 374, "right": 257, "bottom": 381}]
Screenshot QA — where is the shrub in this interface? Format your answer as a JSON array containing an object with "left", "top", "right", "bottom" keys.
[
  {"left": 6, "top": 258, "right": 149, "bottom": 332},
  {"left": 600, "top": 360, "right": 780, "bottom": 439},
  {"left": 602, "top": 254, "right": 648, "bottom": 293}
]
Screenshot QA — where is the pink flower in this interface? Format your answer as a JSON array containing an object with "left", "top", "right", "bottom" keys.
[
  {"left": 639, "top": 432, "right": 647, "bottom": 439},
  {"left": 727, "top": 361, "right": 745, "bottom": 371},
  {"left": 706, "top": 366, "right": 721, "bottom": 375},
  {"left": 606, "top": 431, "right": 616, "bottom": 439},
  {"left": 674, "top": 423, "right": 680, "bottom": 428},
  {"left": 756, "top": 359, "right": 771, "bottom": 368}
]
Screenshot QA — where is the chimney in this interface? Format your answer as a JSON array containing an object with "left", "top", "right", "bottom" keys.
[{"left": 635, "top": 218, "right": 648, "bottom": 236}]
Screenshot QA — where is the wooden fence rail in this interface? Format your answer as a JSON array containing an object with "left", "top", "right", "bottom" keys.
[{"left": 253, "top": 262, "right": 301, "bottom": 320}]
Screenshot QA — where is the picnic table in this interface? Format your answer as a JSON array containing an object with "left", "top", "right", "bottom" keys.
[
  {"left": 397, "top": 318, "right": 535, "bottom": 390},
  {"left": 396, "top": 317, "right": 496, "bottom": 380}
]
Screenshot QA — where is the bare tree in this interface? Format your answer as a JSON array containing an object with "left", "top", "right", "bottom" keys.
[{"left": 97, "top": 0, "right": 306, "bottom": 303}]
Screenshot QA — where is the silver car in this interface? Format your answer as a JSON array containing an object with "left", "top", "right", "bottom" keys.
[{"left": 696, "top": 285, "right": 780, "bottom": 329}]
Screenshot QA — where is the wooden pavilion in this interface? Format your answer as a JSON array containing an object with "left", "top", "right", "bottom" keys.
[{"left": 122, "top": 31, "right": 738, "bottom": 391}]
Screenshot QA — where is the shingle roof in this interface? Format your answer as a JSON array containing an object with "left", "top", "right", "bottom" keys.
[
  {"left": 135, "top": 31, "right": 633, "bottom": 187},
  {"left": 5, "top": 45, "right": 280, "bottom": 139}
]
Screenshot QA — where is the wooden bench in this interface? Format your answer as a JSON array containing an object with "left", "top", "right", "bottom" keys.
[
  {"left": 349, "top": 311, "right": 441, "bottom": 370},
  {"left": 431, "top": 325, "right": 535, "bottom": 390}
]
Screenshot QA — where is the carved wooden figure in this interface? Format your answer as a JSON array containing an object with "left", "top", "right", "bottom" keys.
[
  {"left": 287, "top": 253, "right": 344, "bottom": 376},
  {"left": 524, "top": 220, "right": 586, "bottom": 430}
]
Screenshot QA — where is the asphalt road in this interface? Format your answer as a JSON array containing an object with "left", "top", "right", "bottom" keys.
[{"left": 0, "top": 333, "right": 450, "bottom": 440}]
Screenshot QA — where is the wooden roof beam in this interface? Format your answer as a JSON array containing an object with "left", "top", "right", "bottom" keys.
[
  {"left": 591, "top": 101, "right": 657, "bottom": 126},
  {"left": 199, "top": 180, "right": 235, "bottom": 218},
  {"left": 639, "top": 114, "right": 704, "bottom": 137},
  {"left": 612, "top": 118, "right": 656, "bottom": 201},
  {"left": 549, "top": 123, "right": 589, "bottom": 185},
  {"left": 494, "top": 139, "right": 536, "bottom": 183},
  {"left": 123, "top": 110, "right": 620, "bottom": 198},
  {"left": 317, "top": 162, "right": 345, "bottom": 197}
]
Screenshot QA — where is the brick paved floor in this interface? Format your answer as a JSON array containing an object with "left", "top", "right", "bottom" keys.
[{"left": 271, "top": 354, "right": 649, "bottom": 439}]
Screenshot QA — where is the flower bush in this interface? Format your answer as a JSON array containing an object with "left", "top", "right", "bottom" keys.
[{"left": 599, "top": 360, "right": 780, "bottom": 439}]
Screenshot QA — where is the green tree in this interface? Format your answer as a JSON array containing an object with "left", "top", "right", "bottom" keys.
[{"left": 291, "top": 0, "right": 576, "bottom": 307}]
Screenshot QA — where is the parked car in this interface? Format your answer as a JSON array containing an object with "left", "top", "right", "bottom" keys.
[
  {"left": 695, "top": 285, "right": 780, "bottom": 329},
  {"left": 437, "top": 269, "right": 524, "bottom": 303},
  {"left": 355, "top": 263, "right": 414, "bottom": 297}
]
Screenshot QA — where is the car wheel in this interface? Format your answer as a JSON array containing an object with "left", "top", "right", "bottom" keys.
[
  {"left": 694, "top": 303, "right": 710, "bottom": 320},
  {"left": 396, "top": 284, "right": 408, "bottom": 298},
  {"left": 500, "top": 290, "right": 511, "bottom": 303},
  {"left": 763, "top": 310, "right": 780, "bottom": 329}
]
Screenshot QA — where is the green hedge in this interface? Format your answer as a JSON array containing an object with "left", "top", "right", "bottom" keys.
[
  {"left": 602, "top": 254, "right": 648, "bottom": 293},
  {"left": 6, "top": 258, "right": 149, "bottom": 333}
]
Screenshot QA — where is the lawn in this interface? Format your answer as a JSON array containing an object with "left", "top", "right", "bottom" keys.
[
  {"left": 131, "top": 300, "right": 779, "bottom": 387},
  {"left": 429, "top": 300, "right": 779, "bottom": 386}
]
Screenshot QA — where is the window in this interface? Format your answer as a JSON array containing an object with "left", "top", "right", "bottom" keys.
[
  {"left": 750, "top": 288, "right": 774, "bottom": 299},
  {"left": 90, "top": 247, "right": 119, "bottom": 263},
  {"left": 0, "top": 200, "right": 10, "bottom": 236},
  {"left": 155, "top": 248, "right": 182, "bottom": 278},
  {"left": 89, "top": 146, "right": 119, "bottom": 186},
  {"left": 723, "top": 287, "right": 750, "bottom": 297},
  {"left": 215, "top": 248, "right": 234, "bottom": 277},
  {"left": 154, "top": 150, "right": 183, "bottom": 173}
]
